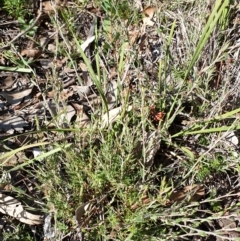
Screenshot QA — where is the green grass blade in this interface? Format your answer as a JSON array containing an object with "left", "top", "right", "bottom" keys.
[
  {"left": 172, "top": 124, "right": 240, "bottom": 137},
  {"left": 9, "top": 144, "right": 71, "bottom": 171},
  {"left": 0, "top": 66, "right": 32, "bottom": 73},
  {"left": 184, "top": 0, "right": 230, "bottom": 80},
  {"left": 73, "top": 35, "right": 109, "bottom": 118},
  {"left": 118, "top": 42, "right": 128, "bottom": 74},
  {"left": 172, "top": 107, "right": 240, "bottom": 138},
  {"left": 0, "top": 142, "right": 49, "bottom": 166}
]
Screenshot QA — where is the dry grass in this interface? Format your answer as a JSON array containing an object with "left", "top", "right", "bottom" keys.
[{"left": 0, "top": 0, "right": 240, "bottom": 240}]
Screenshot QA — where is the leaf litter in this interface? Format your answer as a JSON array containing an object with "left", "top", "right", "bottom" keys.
[
  {"left": 0, "top": 194, "right": 42, "bottom": 225},
  {"left": 0, "top": 1, "right": 137, "bottom": 230},
  {"left": 0, "top": 0, "right": 240, "bottom": 240}
]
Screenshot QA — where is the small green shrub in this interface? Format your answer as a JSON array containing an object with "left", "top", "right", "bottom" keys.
[{"left": 3, "top": 0, "right": 31, "bottom": 19}]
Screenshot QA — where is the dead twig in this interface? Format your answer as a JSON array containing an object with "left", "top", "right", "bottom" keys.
[{"left": 0, "top": 20, "right": 19, "bottom": 27}]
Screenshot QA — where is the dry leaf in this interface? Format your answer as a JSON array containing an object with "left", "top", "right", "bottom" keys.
[
  {"left": 21, "top": 49, "right": 42, "bottom": 58},
  {"left": 0, "top": 171, "right": 11, "bottom": 191},
  {"left": 75, "top": 202, "right": 91, "bottom": 225},
  {"left": 143, "top": 6, "right": 155, "bottom": 18},
  {"left": 170, "top": 185, "right": 205, "bottom": 203},
  {"left": 139, "top": 33, "right": 147, "bottom": 50},
  {"left": 72, "top": 103, "right": 91, "bottom": 128},
  {"left": 133, "top": 130, "right": 161, "bottom": 167},
  {"left": 53, "top": 58, "right": 67, "bottom": 69},
  {"left": 0, "top": 194, "right": 42, "bottom": 225},
  {"left": 143, "top": 6, "right": 155, "bottom": 26},
  {"left": 42, "top": 1, "right": 55, "bottom": 13},
  {"left": 101, "top": 105, "right": 132, "bottom": 128},
  {"left": 47, "top": 89, "right": 73, "bottom": 101},
  {"left": 42, "top": 1, "right": 64, "bottom": 13},
  {"left": 58, "top": 104, "right": 76, "bottom": 126},
  {"left": 106, "top": 80, "right": 118, "bottom": 110},
  {"left": 42, "top": 101, "right": 75, "bottom": 126},
  {"left": 32, "top": 148, "right": 42, "bottom": 159},
  {"left": 0, "top": 152, "right": 27, "bottom": 166},
  {"left": 0, "top": 116, "right": 28, "bottom": 133},
  {"left": 59, "top": 89, "right": 74, "bottom": 101},
  {"left": 134, "top": 0, "right": 143, "bottom": 10},
  {"left": 108, "top": 68, "right": 117, "bottom": 79},
  {"left": 1, "top": 75, "right": 15, "bottom": 89},
  {"left": 149, "top": 105, "right": 165, "bottom": 122},
  {"left": 70, "top": 85, "right": 91, "bottom": 99},
  {"left": 39, "top": 36, "right": 47, "bottom": 47},
  {"left": 47, "top": 91, "right": 54, "bottom": 99},
  {"left": 78, "top": 62, "right": 91, "bottom": 85},
  {"left": 0, "top": 54, "right": 6, "bottom": 65},
  {"left": 223, "top": 131, "right": 239, "bottom": 157},
  {"left": 143, "top": 18, "right": 155, "bottom": 26},
  {"left": 217, "top": 217, "right": 237, "bottom": 229},
  {"left": 79, "top": 62, "right": 87, "bottom": 71},
  {"left": 0, "top": 88, "right": 32, "bottom": 106},
  {"left": 82, "top": 93, "right": 102, "bottom": 106},
  {"left": 47, "top": 43, "right": 56, "bottom": 52},
  {"left": 129, "top": 30, "right": 140, "bottom": 45},
  {"left": 106, "top": 93, "right": 116, "bottom": 110},
  {"left": 225, "top": 131, "right": 239, "bottom": 146},
  {"left": 39, "top": 59, "right": 52, "bottom": 69},
  {"left": 43, "top": 214, "right": 55, "bottom": 239},
  {"left": 63, "top": 66, "right": 75, "bottom": 73},
  {"left": 81, "top": 36, "right": 95, "bottom": 52}
]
